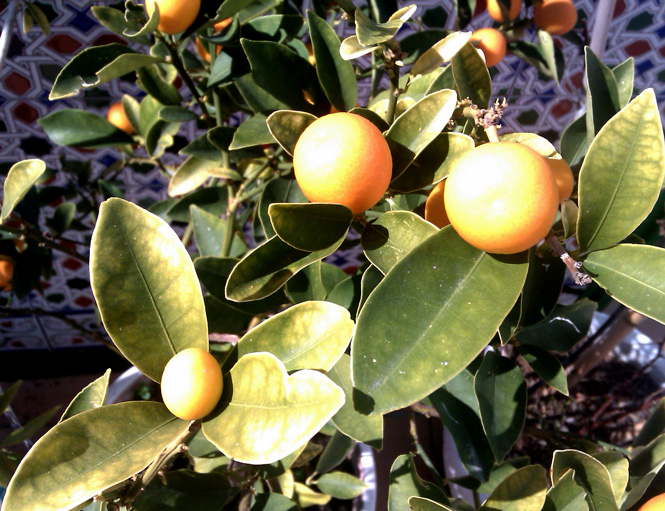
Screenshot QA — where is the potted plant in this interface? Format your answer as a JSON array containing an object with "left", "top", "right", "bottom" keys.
[{"left": 2, "top": 0, "right": 665, "bottom": 510}]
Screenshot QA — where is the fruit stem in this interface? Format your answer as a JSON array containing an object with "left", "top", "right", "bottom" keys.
[
  {"left": 334, "top": 0, "right": 357, "bottom": 22},
  {"left": 545, "top": 235, "right": 592, "bottom": 285},
  {"left": 460, "top": 98, "right": 508, "bottom": 140}
]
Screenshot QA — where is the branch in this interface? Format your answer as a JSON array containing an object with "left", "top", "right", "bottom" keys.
[
  {"left": 545, "top": 235, "right": 592, "bottom": 285},
  {"left": 0, "top": 223, "right": 88, "bottom": 264}
]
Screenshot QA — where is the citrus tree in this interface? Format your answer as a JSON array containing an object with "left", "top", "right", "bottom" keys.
[{"left": 2, "top": 0, "right": 665, "bottom": 510}]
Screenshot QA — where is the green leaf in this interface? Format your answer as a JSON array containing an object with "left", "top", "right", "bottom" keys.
[
  {"left": 612, "top": 58, "right": 634, "bottom": 109},
  {"left": 536, "top": 30, "right": 564, "bottom": 84},
  {"left": 168, "top": 156, "right": 219, "bottom": 196},
  {"left": 339, "top": 36, "right": 378, "bottom": 60},
  {"left": 60, "top": 369, "right": 110, "bottom": 423},
  {"left": 582, "top": 244, "right": 665, "bottom": 324},
  {"left": 2, "top": 406, "right": 60, "bottom": 447},
  {"left": 551, "top": 450, "right": 619, "bottom": 511},
  {"left": 266, "top": 110, "right": 317, "bottom": 156},
  {"left": 352, "top": 227, "right": 528, "bottom": 414},
  {"left": 543, "top": 471, "right": 589, "bottom": 511},
  {"left": 388, "top": 454, "right": 450, "bottom": 511},
  {"left": 251, "top": 493, "right": 300, "bottom": 511},
  {"left": 259, "top": 178, "right": 308, "bottom": 239},
  {"left": 560, "top": 115, "right": 588, "bottom": 168},
  {"left": 451, "top": 42, "right": 491, "bottom": 108},
  {"left": 90, "top": 198, "right": 207, "bottom": 381},
  {"left": 519, "top": 344, "right": 568, "bottom": 395},
  {"left": 361, "top": 211, "right": 438, "bottom": 274},
  {"left": 230, "top": 113, "right": 275, "bottom": 150},
  {"left": 180, "top": 133, "right": 224, "bottom": 161},
  {"left": 3, "top": 402, "right": 189, "bottom": 511},
  {"left": 307, "top": 11, "right": 357, "bottom": 111},
  {"left": 166, "top": 186, "right": 228, "bottom": 223},
  {"left": 474, "top": 351, "right": 527, "bottom": 461},
  {"left": 517, "top": 298, "right": 597, "bottom": 353},
  {"left": 410, "top": 32, "right": 472, "bottom": 77},
  {"left": 585, "top": 47, "right": 621, "bottom": 143},
  {"left": 50, "top": 44, "right": 162, "bottom": 99},
  {"left": 133, "top": 470, "right": 235, "bottom": 511},
  {"left": 633, "top": 398, "right": 665, "bottom": 447},
  {"left": 123, "top": 0, "right": 159, "bottom": 37},
  {"left": 285, "top": 261, "right": 327, "bottom": 303},
  {"left": 475, "top": 458, "right": 531, "bottom": 494},
  {"left": 327, "top": 354, "right": 383, "bottom": 449},
  {"left": 408, "top": 497, "right": 456, "bottom": 511},
  {"left": 39, "top": 109, "right": 134, "bottom": 148},
  {"left": 479, "top": 465, "right": 548, "bottom": 511},
  {"left": 294, "top": 483, "right": 331, "bottom": 507},
  {"left": 593, "top": 452, "right": 628, "bottom": 503},
  {"left": 27, "top": 3, "right": 49, "bottom": 37},
  {"left": 0, "top": 381, "right": 21, "bottom": 415},
  {"left": 137, "top": 64, "right": 181, "bottom": 106},
  {"left": 519, "top": 245, "right": 566, "bottom": 327},
  {"left": 269, "top": 203, "right": 352, "bottom": 252},
  {"left": 91, "top": 6, "right": 150, "bottom": 44},
  {"left": 202, "top": 352, "right": 344, "bottom": 464},
  {"left": 1, "top": 159, "right": 46, "bottom": 221},
  {"left": 500, "top": 132, "right": 559, "bottom": 158},
  {"left": 385, "top": 89, "right": 458, "bottom": 180},
  {"left": 138, "top": 94, "right": 164, "bottom": 138},
  {"left": 622, "top": 435, "right": 665, "bottom": 510},
  {"left": 354, "top": 8, "right": 403, "bottom": 46},
  {"left": 316, "top": 472, "right": 366, "bottom": 500},
  {"left": 389, "top": 132, "right": 474, "bottom": 193},
  {"left": 427, "top": 370, "right": 495, "bottom": 481},
  {"left": 577, "top": 89, "right": 665, "bottom": 253},
  {"left": 225, "top": 301, "right": 354, "bottom": 372},
  {"left": 191, "top": 206, "right": 246, "bottom": 258},
  {"left": 507, "top": 39, "right": 563, "bottom": 83},
  {"left": 226, "top": 234, "right": 343, "bottom": 302},
  {"left": 314, "top": 430, "right": 355, "bottom": 476}
]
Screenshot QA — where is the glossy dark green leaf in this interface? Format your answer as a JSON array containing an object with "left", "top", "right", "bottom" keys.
[
  {"left": 133, "top": 470, "right": 235, "bottom": 511},
  {"left": 537, "top": 30, "right": 564, "bottom": 85},
  {"left": 251, "top": 493, "right": 300, "bottom": 511},
  {"left": 612, "top": 58, "right": 634, "bottom": 109},
  {"left": 168, "top": 156, "right": 219, "bottom": 196},
  {"left": 354, "top": 8, "right": 403, "bottom": 46},
  {"left": 285, "top": 261, "right": 327, "bottom": 303},
  {"left": 410, "top": 32, "right": 471, "bottom": 77},
  {"left": 138, "top": 94, "right": 163, "bottom": 138},
  {"left": 623, "top": 434, "right": 665, "bottom": 510},
  {"left": 218, "top": 0, "right": 259, "bottom": 19},
  {"left": 226, "top": 234, "right": 344, "bottom": 302},
  {"left": 91, "top": 6, "right": 150, "bottom": 44},
  {"left": 258, "top": 178, "right": 307, "bottom": 239},
  {"left": 204, "top": 295, "right": 252, "bottom": 335},
  {"left": 328, "top": 354, "right": 382, "bottom": 448},
  {"left": 146, "top": 120, "right": 180, "bottom": 158},
  {"left": 180, "top": 133, "right": 224, "bottom": 161},
  {"left": 520, "top": 245, "right": 565, "bottom": 326},
  {"left": 427, "top": 369, "right": 495, "bottom": 481},
  {"left": 474, "top": 351, "right": 527, "bottom": 461},
  {"left": 307, "top": 10, "right": 357, "bottom": 111},
  {"left": 203, "top": 352, "right": 344, "bottom": 464},
  {"left": 229, "top": 113, "right": 275, "bottom": 149},
  {"left": 0, "top": 381, "right": 21, "bottom": 415},
  {"left": 1, "top": 406, "right": 60, "bottom": 447},
  {"left": 560, "top": 115, "right": 588, "bottom": 168},
  {"left": 158, "top": 106, "right": 198, "bottom": 122},
  {"left": 39, "top": 109, "right": 134, "bottom": 148},
  {"left": 583, "top": 244, "right": 665, "bottom": 324},
  {"left": 543, "top": 471, "right": 588, "bottom": 511},
  {"left": 123, "top": 0, "right": 159, "bottom": 37},
  {"left": 479, "top": 465, "right": 548, "bottom": 511},
  {"left": 98, "top": 180, "right": 124, "bottom": 200},
  {"left": 452, "top": 42, "right": 491, "bottom": 108},
  {"left": 593, "top": 452, "right": 628, "bottom": 503},
  {"left": 390, "top": 132, "right": 474, "bottom": 193},
  {"left": 316, "top": 472, "right": 366, "bottom": 500},
  {"left": 315, "top": 430, "right": 355, "bottom": 476},
  {"left": 166, "top": 187, "right": 228, "bottom": 222},
  {"left": 3, "top": 402, "right": 189, "bottom": 511},
  {"left": 358, "top": 265, "right": 383, "bottom": 313},
  {"left": 235, "top": 73, "right": 292, "bottom": 113},
  {"left": 585, "top": 47, "right": 620, "bottom": 143},
  {"left": 516, "top": 299, "right": 597, "bottom": 353},
  {"left": 191, "top": 206, "right": 246, "bottom": 258},
  {"left": 60, "top": 369, "right": 110, "bottom": 423},
  {"left": 229, "top": 301, "right": 354, "bottom": 372},
  {"left": 388, "top": 454, "right": 450, "bottom": 511},
  {"left": 633, "top": 398, "right": 665, "bottom": 447},
  {"left": 121, "top": 94, "right": 141, "bottom": 133},
  {"left": 551, "top": 450, "right": 619, "bottom": 511},
  {"left": 474, "top": 458, "right": 531, "bottom": 494},
  {"left": 352, "top": 227, "right": 527, "bottom": 414},
  {"left": 326, "top": 274, "right": 361, "bottom": 318},
  {"left": 269, "top": 203, "right": 352, "bottom": 252},
  {"left": 578, "top": 89, "right": 665, "bottom": 253},
  {"left": 385, "top": 89, "right": 457, "bottom": 180},
  {"left": 90, "top": 198, "right": 207, "bottom": 381},
  {"left": 519, "top": 344, "right": 568, "bottom": 395},
  {"left": 361, "top": 211, "right": 437, "bottom": 274},
  {"left": 50, "top": 44, "right": 161, "bottom": 99},
  {"left": 408, "top": 497, "right": 456, "bottom": 511},
  {"left": 266, "top": 110, "right": 317, "bottom": 156},
  {"left": 425, "top": 65, "right": 454, "bottom": 95},
  {"left": 1, "top": 159, "right": 46, "bottom": 221}
]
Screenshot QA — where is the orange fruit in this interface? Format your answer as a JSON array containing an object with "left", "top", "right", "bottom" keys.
[
  {"left": 546, "top": 157, "right": 574, "bottom": 202},
  {"left": 107, "top": 102, "right": 134, "bottom": 135},
  {"left": 195, "top": 18, "right": 230, "bottom": 62},
  {"left": 424, "top": 180, "right": 451, "bottom": 229},
  {"left": 534, "top": 0, "right": 578, "bottom": 35},
  {"left": 161, "top": 348, "right": 223, "bottom": 420},
  {"left": 293, "top": 113, "right": 392, "bottom": 215},
  {"left": 444, "top": 142, "right": 559, "bottom": 254},
  {"left": 470, "top": 28, "right": 507, "bottom": 67},
  {"left": 305, "top": 42, "right": 316, "bottom": 66},
  {"left": 145, "top": 0, "right": 201, "bottom": 35},
  {"left": 639, "top": 494, "right": 665, "bottom": 511},
  {"left": 487, "top": 0, "right": 522, "bottom": 22},
  {"left": 0, "top": 258, "right": 13, "bottom": 291}
]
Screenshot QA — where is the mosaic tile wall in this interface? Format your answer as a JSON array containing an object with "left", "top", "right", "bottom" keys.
[{"left": 0, "top": 0, "right": 663, "bottom": 351}]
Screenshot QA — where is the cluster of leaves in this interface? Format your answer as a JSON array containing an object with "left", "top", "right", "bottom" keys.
[{"left": 2, "top": 0, "right": 665, "bottom": 511}]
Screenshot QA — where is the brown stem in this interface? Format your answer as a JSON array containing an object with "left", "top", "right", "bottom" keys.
[
  {"left": 545, "top": 235, "right": 592, "bottom": 285},
  {"left": 0, "top": 223, "right": 88, "bottom": 264}
]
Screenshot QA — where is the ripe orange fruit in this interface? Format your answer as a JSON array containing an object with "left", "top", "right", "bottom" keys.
[
  {"left": 444, "top": 142, "right": 559, "bottom": 254},
  {"left": 424, "top": 180, "right": 450, "bottom": 228},
  {"left": 195, "top": 18, "right": 230, "bottom": 63},
  {"left": 145, "top": 0, "right": 201, "bottom": 35},
  {"left": 161, "top": 348, "right": 223, "bottom": 420},
  {"left": 0, "top": 258, "right": 14, "bottom": 291},
  {"left": 470, "top": 28, "right": 507, "bottom": 67},
  {"left": 487, "top": 0, "right": 522, "bottom": 22},
  {"left": 534, "top": 0, "right": 578, "bottom": 35},
  {"left": 292, "top": 113, "right": 392, "bottom": 215},
  {"left": 546, "top": 157, "right": 574, "bottom": 202},
  {"left": 639, "top": 494, "right": 665, "bottom": 511},
  {"left": 107, "top": 102, "right": 134, "bottom": 135}
]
